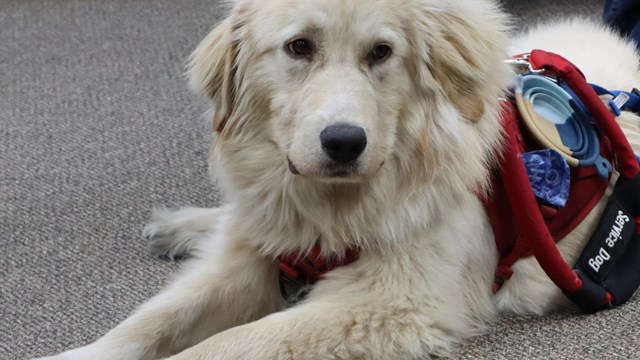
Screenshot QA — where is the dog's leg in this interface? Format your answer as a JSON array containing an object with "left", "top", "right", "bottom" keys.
[
  {"left": 165, "top": 246, "right": 493, "bottom": 360},
  {"left": 143, "top": 206, "right": 224, "bottom": 259},
  {"left": 33, "top": 233, "right": 283, "bottom": 360}
]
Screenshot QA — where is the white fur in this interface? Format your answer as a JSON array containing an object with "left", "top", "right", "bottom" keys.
[
  {"left": 143, "top": 206, "right": 223, "bottom": 259},
  {"left": 34, "top": 2, "right": 640, "bottom": 360}
]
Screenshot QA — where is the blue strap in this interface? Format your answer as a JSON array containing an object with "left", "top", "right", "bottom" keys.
[{"left": 589, "top": 84, "right": 640, "bottom": 116}]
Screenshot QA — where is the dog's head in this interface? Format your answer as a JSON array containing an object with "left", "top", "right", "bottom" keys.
[{"left": 190, "top": 0, "right": 510, "bottom": 187}]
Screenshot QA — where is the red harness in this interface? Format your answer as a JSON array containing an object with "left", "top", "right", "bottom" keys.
[
  {"left": 482, "top": 50, "right": 639, "bottom": 308},
  {"left": 484, "top": 96, "right": 612, "bottom": 293},
  {"left": 278, "top": 50, "right": 640, "bottom": 310}
]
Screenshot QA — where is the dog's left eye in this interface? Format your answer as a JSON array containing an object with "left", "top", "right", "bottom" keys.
[
  {"left": 368, "top": 44, "right": 392, "bottom": 63},
  {"left": 287, "top": 38, "right": 314, "bottom": 58}
]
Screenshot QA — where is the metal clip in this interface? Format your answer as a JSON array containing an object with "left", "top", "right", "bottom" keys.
[{"left": 505, "top": 53, "right": 544, "bottom": 75}]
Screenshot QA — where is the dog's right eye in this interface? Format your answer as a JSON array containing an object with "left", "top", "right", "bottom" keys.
[{"left": 287, "top": 39, "right": 314, "bottom": 57}]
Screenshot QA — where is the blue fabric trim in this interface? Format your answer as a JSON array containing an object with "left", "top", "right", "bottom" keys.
[{"left": 588, "top": 83, "right": 640, "bottom": 114}]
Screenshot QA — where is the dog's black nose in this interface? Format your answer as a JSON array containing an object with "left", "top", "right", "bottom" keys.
[{"left": 320, "top": 124, "right": 367, "bottom": 163}]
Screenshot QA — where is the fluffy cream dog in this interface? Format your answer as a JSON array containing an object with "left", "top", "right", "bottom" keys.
[{"left": 36, "top": 0, "right": 640, "bottom": 359}]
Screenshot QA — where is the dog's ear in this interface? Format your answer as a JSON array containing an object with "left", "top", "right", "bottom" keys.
[
  {"left": 416, "top": 3, "right": 510, "bottom": 122},
  {"left": 188, "top": 16, "right": 240, "bottom": 132}
]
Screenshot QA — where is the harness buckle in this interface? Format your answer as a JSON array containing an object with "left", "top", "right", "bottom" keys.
[
  {"left": 505, "top": 53, "right": 545, "bottom": 75},
  {"left": 279, "top": 268, "right": 311, "bottom": 305}
]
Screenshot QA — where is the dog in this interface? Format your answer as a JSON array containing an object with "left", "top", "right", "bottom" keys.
[{"left": 35, "top": 0, "right": 640, "bottom": 359}]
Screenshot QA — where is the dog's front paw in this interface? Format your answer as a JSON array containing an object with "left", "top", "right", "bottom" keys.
[{"left": 143, "top": 207, "right": 220, "bottom": 259}]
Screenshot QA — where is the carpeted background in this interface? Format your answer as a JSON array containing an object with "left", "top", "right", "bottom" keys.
[{"left": 2, "top": 0, "right": 638, "bottom": 359}]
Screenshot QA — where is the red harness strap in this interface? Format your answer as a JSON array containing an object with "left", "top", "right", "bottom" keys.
[
  {"left": 279, "top": 246, "right": 359, "bottom": 302},
  {"left": 484, "top": 50, "right": 640, "bottom": 308},
  {"left": 485, "top": 102, "right": 612, "bottom": 292}
]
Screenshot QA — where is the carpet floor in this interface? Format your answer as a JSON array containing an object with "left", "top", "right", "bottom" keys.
[{"left": 2, "top": 0, "right": 638, "bottom": 359}]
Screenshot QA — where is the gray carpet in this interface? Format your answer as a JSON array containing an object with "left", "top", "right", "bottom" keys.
[{"left": 2, "top": 0, "right": 638, "bottom": 359}]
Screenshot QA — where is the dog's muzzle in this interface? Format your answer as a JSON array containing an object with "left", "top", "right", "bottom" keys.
[{"left": 288, "top": 123, "right": 368, "bottom": 178}]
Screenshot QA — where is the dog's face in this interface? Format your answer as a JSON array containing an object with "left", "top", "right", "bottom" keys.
[
  {"left": 260, "top": 1, "right": 415, "bottom": 182},
  {"left": 190, "top": 0, "right": 510, "bottom": 187}
]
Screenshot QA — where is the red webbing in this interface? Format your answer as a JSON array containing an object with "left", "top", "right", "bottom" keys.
[
  {"left": 487, "top": 102, "right": 612, "bottom": 290},
  {"left": 490, "top": 49, "right": 638, "bottom": 298},
  {"left": 279, "top": 246, "right": 360, "bottom": 284},
  {"left": 498, "top": 104, "right": 583, "bottom": 292}
]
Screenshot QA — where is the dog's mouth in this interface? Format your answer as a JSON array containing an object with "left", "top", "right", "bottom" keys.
[
  {"left": 287, "top": 157, "right": 365, "bottom": 182},
  {"left": 287, "top": 158, "right": 300, "bottom": 175}
]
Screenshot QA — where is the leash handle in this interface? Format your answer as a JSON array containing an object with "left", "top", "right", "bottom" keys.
[{"left": 529, "top": 50, "right": 640, "bottom": 180}]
